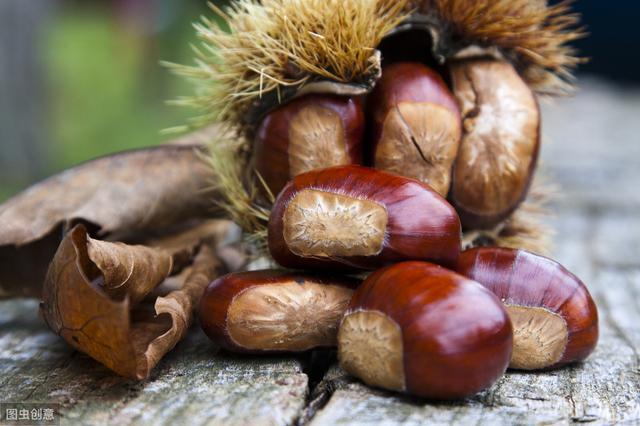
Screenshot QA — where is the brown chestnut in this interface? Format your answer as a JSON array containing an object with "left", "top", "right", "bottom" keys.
[
  {"left": 199, "top": 270, "right": 358, "bottom": 353},
  {"left": 369, "top": 62, "right": 461, "bottom": 196},
  {"left": 449, "top": 58, "right": 540, "bottom": 229},
  {"left": 253, "top": 94, "right": 364, "bottom": 195},
  {"left": 267, "top": 165, "right": 461, "bottom": 271},
  {"left": 456, "top": 247, "right": 599, "bottom": 370},
  {"left": 338, "top": 261, "right": 512, "bottom": 400}
]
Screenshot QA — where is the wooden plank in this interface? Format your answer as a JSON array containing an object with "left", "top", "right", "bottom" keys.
[
  {"left": 540, "top": 82, "right": 640, "bottom": 211},
  {"left": 592, "top": 212, "right": 640, "bottom": 268},
  {"left": 0, "top": 300, "right": 309, "bottom": 426}
]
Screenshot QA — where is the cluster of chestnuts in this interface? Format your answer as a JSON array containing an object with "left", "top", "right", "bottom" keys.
[
  {"left": 252, "top": 60, "right": 540, "bottom": 230},
  {"left": 198, "top": 60, "right": 598, "bottom": 400}
]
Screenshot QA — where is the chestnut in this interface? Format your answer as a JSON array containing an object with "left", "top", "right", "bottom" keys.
[
  {"left": 199, "top": 270, "right": 358, "bottom": 353},
  {"left": 253, "top": 94, "right": 364, "bottom": 195},
  {"left": 368, "top": 62, "right": 461, "bottom": 196},
  {"left": 338, "top": 261, "right": 512, "bottom": 400},
  {"left": 456, "top": 247, "right": 599, "bottom": 370},
  {"left": 268, "top": 165, "right": 461, "bottom": 271},
  {"left": 449, "top": 58, "right": 540, "bottom": 229}
]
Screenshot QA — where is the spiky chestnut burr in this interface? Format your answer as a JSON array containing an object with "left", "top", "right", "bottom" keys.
[
  {"left": 199, "top": 270, "right": 359, "bottom": 353},
  {"left": 267, "top": 165, "right": 461, "bottom": 271},
  {"left": 338, "top": 261, "right": 512, "bottom": 400},
  {"left": 368, "top": 62, "right": 461, "bottom": 196},
  {"left": 456, "top": 247, "right": 599, "bottom": 370},
  {"left": 448, "top": 59, "right": 541, "bottom": 229},
  {"left": 254, "top": 94, "right": 365, "bottom": 195}
]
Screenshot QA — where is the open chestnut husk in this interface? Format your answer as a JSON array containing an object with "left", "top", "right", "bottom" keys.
[
  {"left": 338, "top": 261, "right": 512, "bottom": 400},
  {"left": 268, "top": 165, "right": 461, "bottom": 271},
  {"left": 253, "top": 94, "right": 365, "bottom": 195},
  {"left": 456, "top": 247, "right": 599, "bottom": 370},
  {"left": 449, "top": 58, "right": 541, "bottom": 229},
  {"left": 199, "top": 270, "right": 358, "bottom": 353},
  {"left": 369, "top": 62, "right": 461, "bottom": 196}
]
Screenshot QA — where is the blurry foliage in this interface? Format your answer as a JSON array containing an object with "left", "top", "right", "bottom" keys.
[
  {"left": 1, "top": 1, "right": 229, "bottom": 201},
  {"left": 44, "top": 1, "right": 208, "bottom": 169},
  {"left": 0, "top": 189, "right": 13, "bottom": 205}
]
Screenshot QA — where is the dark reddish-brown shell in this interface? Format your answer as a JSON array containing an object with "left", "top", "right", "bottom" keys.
[
  {"left": 268, "top": 165, "right": 461, "bottom": 270},
  {"left": 199, "top": 270, "right": 359, "bottom": 354},
  {"left": 367, "top": 62, "right": 461, "bottom": 196},
  {"left": 369, "top": 62, "right": 460, "bottom": 144},
  {"left": 456, "top": 247, "right": 599, "bottom": 368},
  {"left": 253, "top": 94, "right": 365, "bottom": 195},
  {"left": 343, "top": 261, "right": 512, "bottom": 399}
]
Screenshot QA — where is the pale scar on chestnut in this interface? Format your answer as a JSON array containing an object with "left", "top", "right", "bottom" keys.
[
  {"left": 288, "top": 105, "right": 350, "bottom": 176},
  {"left": 505, "top": 304, "right": 569, "bottom": 370},
  {"left": 376, "top": 102, "right": 460, "bottom": 196},
  {"left": 282, "top": 189, "right": 388, "bottom": 257},
  {"left": 338, "top": 310, "right": 405, "bottom": 392},
  {"left": 226, "top": 281, "right": 353, "bottom": 351}
]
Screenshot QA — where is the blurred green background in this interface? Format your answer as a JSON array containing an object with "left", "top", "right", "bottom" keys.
[{"left": 0, "top": 0, "right": 225, "bottom": 202}]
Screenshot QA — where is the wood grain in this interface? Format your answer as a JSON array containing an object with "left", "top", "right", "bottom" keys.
[{"left": 0, "top": 301, "right": 308, "bottom": 426}]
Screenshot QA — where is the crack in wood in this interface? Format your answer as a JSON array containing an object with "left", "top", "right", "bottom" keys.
[{"left": 297, "top": 364, "right": 356, "bottom": 425}]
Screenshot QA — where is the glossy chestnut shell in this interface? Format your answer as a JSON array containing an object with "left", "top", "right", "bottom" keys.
[
  {"left": 268, "top": 165, "right": 461, "bottom": 271},
  {"left": 338, "top": 261, "right": 512, "bottom": 400},
  {"left": 369, "top": 62, "right": 461, "bottom": 196},
  {"left": 199, "top": 270, "right": 359, "bottom": 353},
  {"left": 456, "top": 247, "right": 599, "bottom": 370},
  {"left": 254, "top": 94, "right": 364, "bottom": 195}
]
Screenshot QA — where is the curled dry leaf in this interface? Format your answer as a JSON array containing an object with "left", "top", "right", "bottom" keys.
[
  {"left": 146, "top": 245, "right": 221, "bottom": 368},
  {"left": 145, "top": 219, "right": 249, "bottom": 274},
  {"left": 86, "top": 236, "right": 177, "bottom": 305},
  {"left": 40, "top": 225, "right": 224, "bottom": 379},
  {"left": 0, "top": 141, "right": 222, "bottom": 299}
]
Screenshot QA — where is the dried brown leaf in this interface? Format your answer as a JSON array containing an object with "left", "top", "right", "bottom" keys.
[
  {"left": 0, "top": 142, "right": 223, "bottom": 299},
  {"left": 40, "top": 225, "right": 225, "bottom": 379},
  {"left": 146, "top": 219, "right": 250, "bottom": 273},
  {"left": 144, "top": 245, "right": 221, "bottom": 368},
  {"left": 0, "top": 144, "right": 218, "bottom": 246},
  {"left": 145, "top": 220, "right": 230, "bottom": 255},
  {"left": 0, "top": 229, "right": 61, "bottom": 299},
  {"left": 86, "top": 236, "right": 174, "bottom": 305}
]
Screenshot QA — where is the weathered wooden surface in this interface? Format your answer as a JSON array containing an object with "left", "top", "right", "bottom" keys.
[
  {"left": 0, "top": 299, "right": 308, "bottom": 426},
  {"left": 1, "top": 79, "right": 639, "bottom": 425}
]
